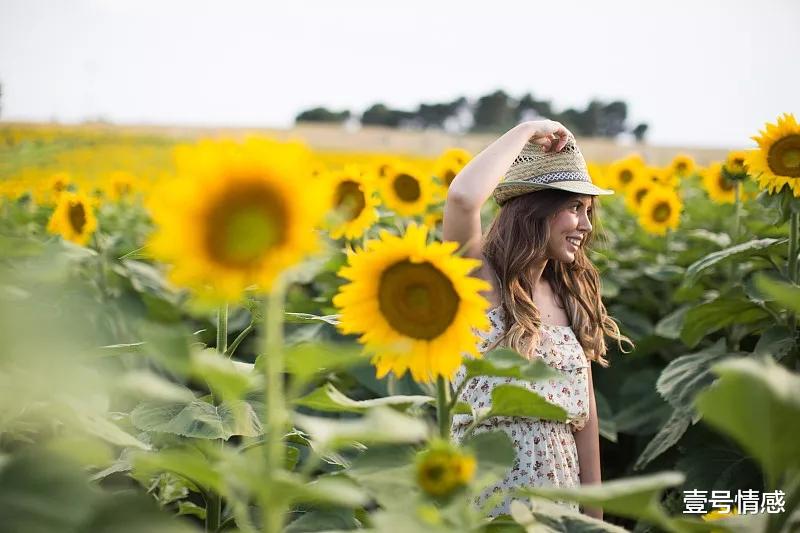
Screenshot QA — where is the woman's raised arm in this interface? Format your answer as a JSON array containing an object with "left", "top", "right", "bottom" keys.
[{"left": 445, "top": 120, "right": 572, "bottom": 212}]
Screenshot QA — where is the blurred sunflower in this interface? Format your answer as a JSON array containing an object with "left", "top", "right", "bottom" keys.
[
  {"left": 147, "top": 137, "right": 330, "bottom": 301},
  {"left": 333, "top": 224, "right": 491, "bottom": 383},
  {"left": 586, "top": 162, "right": 610, "bottom": 189},
  {"left": 380, "top": 163, "right": 434, "bottom": 216},
  {"left": 34, "top": 172, "right": 73, "bottom": 205},
  {"left": 47, "top": 191, "right": 98, "bottom": 246},
  {"left": 701, "top": 162, "right": 736, "bottom": 204},
  {"left": 637, "top": 187, "right": 683, "bottom": 235},
  {"left": 624, "top": 174, "right": 656, "bottom": 213},
  {"left": 105, "top": 170, "right": 138, "bottom": 202},
  {"left": 642, "top": 166, "right": 679, "bottom": 188},
  {"left": 607, "top": 155, "right": 644, "bottom": 191},
  {"left": 416, "top": 440, "right": 476, "bottom": 498},
  {"left": 669, "top": 154, "right": 696, "bottom": 178},
  {"left": 725, "top": 150, "right": 748, "bottom": 176},
  {"left": 432, "top": 147, "right": 472, "bottom": 190},
  {"left": 746, "top": 113, "right": 800, "bottom": 197},
  {"left": 702, "top": 506, "right": 738, "bottom": 522},
  {"left": 325, "top": 165, "right": 379, "bottom": 240}
]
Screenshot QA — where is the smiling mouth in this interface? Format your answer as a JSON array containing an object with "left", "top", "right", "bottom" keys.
[{"left": 566, "top": 237, "right": 581, "bottom": 248}]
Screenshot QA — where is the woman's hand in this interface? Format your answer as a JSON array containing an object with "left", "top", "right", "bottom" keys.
[{"left": 524, "top": 120, "right": 574, "bottom": 152}]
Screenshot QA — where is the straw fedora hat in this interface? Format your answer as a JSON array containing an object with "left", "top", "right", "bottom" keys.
[{"left": 493, "top": 136, "right": 614, "bottom": 205}]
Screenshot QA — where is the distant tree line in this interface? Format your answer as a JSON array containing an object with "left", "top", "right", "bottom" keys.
[{"left": 295, "top": 90, "right": 649, "bottom": 140}]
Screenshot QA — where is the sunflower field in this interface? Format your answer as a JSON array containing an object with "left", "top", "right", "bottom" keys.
[{"left": 0, "top": 114, "right": 799, "bottom": 533}]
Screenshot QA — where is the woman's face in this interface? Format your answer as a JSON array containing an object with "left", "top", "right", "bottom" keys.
[{"left": 546, "top": 195, "right": 593, "bottom": 263}]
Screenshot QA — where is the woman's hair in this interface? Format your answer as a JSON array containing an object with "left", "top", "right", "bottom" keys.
[{"left": 482, "top": 189, "right": 633, "bottom": 366}]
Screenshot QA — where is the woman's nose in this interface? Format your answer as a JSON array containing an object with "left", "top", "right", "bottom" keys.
[{"left": 578, "top": 214, "right": 592, "bottom": 233}]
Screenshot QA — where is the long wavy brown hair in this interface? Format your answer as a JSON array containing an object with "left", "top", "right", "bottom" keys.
[{"left": 482, "top": 189, "right": 633, "bottom": 366}]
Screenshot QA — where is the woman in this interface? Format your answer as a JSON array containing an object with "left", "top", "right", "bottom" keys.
[{"left": 444, "top": 120, "right": 633, "bottom": 520}]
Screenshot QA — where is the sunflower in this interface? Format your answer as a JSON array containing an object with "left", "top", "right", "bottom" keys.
[
  {"left": 104, "top": 170, "right": 139, "bottom": 202},
  {"left": 701, "top": 162, "right": 736, "bottom": 204},
  {"left": 47, "top": 191, "right": 98, "bottom": 246},
  {"left": 641, "top": 166, "right": 679, "bottom": 188},
  {"left": 725, "top": 150, "right": 748, "bottom": 176},
  {"left": 624, "top": 174, "right": 656, "bottom": 213},
  {"left": 637, "top": 187, "right": 683, "bottom": 236},
  {"left": 380, "top": 163, "right": 435, "bottom": 217},
  {"left": 586, "top": 162, "right": 610, "bottom": 189},
  {"left": 669, "top": 154, "right": 696, "bottom": 178},
  {"left": 607, "top": 155, "right": 644, "bottom": 191},
  {"left": 147, "top": 137, "right": 330, "bottom": 301},
  {"left": 324, "top": 165, "right": 380, "bottom": 240},
  {"left": 432, "top": 147, "right": 472, "bottom": 190},
  {"left": 415, "top": 440, "right": 476, "bottom": 498},
  {"left": 333, "top": 224, "right": 491, "bottom": 383},
  {"left": 34, "top": 172, "right": 73, "bottom": 205},
  {"left": 746, "top": 113, "right": 800, "bottom": 197}
]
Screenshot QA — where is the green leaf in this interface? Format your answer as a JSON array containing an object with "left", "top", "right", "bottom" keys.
[
  {"left": 281, "top": 342, "right": 365, "bottom": 386},
  {"left": 293, "top": 406, "right": 428, "bottom": 451},
  {"left": 78, "top": 492, "right": 198, "bottom": 533},
  {"left": 190, "top": 348, "right": 259, "bottom": 402},
  {"left": 118, "top": 371, "right": 195, "bottom": 403},
  {"left": 680, "top": 298, "right": 769, "bottom": 348},
  {"left": 509, "top": 497, "right": 629, "bottom": 532},
  {"left": 0, "top": 450, "right": 96, "bottom": 533},
  {"left": 284, "top": 312, "right": 340, "bottom": 325},
  {"left": 595, "top": 390, "right": 617, "bottom": 443},
  {"left": 130, "top": 399, "right": 262, "bottom": 440},
  {"left": 753, "top": 272, "right": 800, "bottom": 313},
  {"left": 285, "top": 509, "right": 361, "bottom": 532},
  {"left": 486, "top": 385, "right": 568, "bottom": 421},
  {"left": 133, "top": 447, "right": 222, "bottom": 493},
  {"left": 753, "top": 325, "right": 796, "bottom": 360},
  {"left": 462, "top": 348, "right": 562, "bottom": 382},
  {"left": 277, "top": 473, "right": 369, "bottom": 508},
  {"left": 683, "top": 238, "right": 787, "bottom": 287},
  {"left": 694, "top": 356, "right": 800, "bottom": 486},
  {"left": 293, "top": 382, "right": 433, "bottom": 413},
  {"left": 656, "top": 339, "right": 730, "bottom": 415},
  {"left": 345, "top": 445, "right": 418, "bottom": 511},
  {"left": 632, "top": 410, "right": 692, "bottom": 471},
  {"left": 74, "top": 411, "right": 151, "bottom": 450},
  {"left": 463, "top": 430, "right": 515, "bottom": 484},
  {"left": 516, "top": 471, "right": 684, "bottom": 527},
  {"left": 654, "top": 305, "right": 690, "bottom": 340}
]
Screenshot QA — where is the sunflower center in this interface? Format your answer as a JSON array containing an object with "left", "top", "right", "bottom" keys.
[
  {"left": 619, "top": 169, "right": 633, "bottom": 184},
  {"left": 675, "top": 162, "right": 687, "bottom": 173},
  {"left": 443, "top": 169, "right": 456, "bottom": 186},
  {"left": 718, "top": 175, "right": 735, "bottom": 191},
  {"left": 378, "top": 260, "right": 459, "bottom": 340},
  {"left": 767, "top": 134, "right": 800, "bottom": 178},
  {"left": 68, "top": 201, "right": 87, "bottom": 233},
  {"left": 422, "top": 463, "right": 446, "bottom": 482},
  {"left": 393, "top": 174, "right": 421, "bottom": 202},
  {"left": 334, "top": 180, "right": 366, "bottom": 221},
  {"left": 635, "top": 188, "right": 649, "bottom": 204},
  {"left": 205, "top": 184, "right": 286, "bottom": 268},
  {"left": 652, "top": 202, "right": 672, "bottom": 222}
]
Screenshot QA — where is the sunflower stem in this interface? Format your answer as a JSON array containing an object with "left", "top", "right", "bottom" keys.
[
  {"left": 205, "top": 304, "right": 227, "bottom": 533},
  {"left": 225, "top": 323, "right": 254, "bottom": 358},
  {"left": 436, "top": 376, "right": 451, "bottom": 440},
  {"left": 733, "top": 181, "right": 742, "bottom": 244},
  {"left": 262, "top": 281, "right": 288, "bottom": 533}
]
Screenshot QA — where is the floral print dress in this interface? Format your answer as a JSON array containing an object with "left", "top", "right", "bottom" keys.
[{"left": 450, "top": 306, "right": 590, "bottom": 517}]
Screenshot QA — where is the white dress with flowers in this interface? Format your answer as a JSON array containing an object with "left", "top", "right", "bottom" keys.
[{"left": 450, "top": 306, "right": 590, "bottom": 517}]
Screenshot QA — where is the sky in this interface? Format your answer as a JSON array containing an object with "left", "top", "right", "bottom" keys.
[{"left": 0, "top": 0, "right": 797, "bottom": 148}]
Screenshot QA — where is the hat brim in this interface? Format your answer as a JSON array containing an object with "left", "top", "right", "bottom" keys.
[{"left": 493, "top": 180, "right": 615, "bottom": 205}]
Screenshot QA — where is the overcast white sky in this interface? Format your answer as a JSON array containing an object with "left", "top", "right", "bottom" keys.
[{"left": 1, "top": 0, "right": 797, "bottom": 147}]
